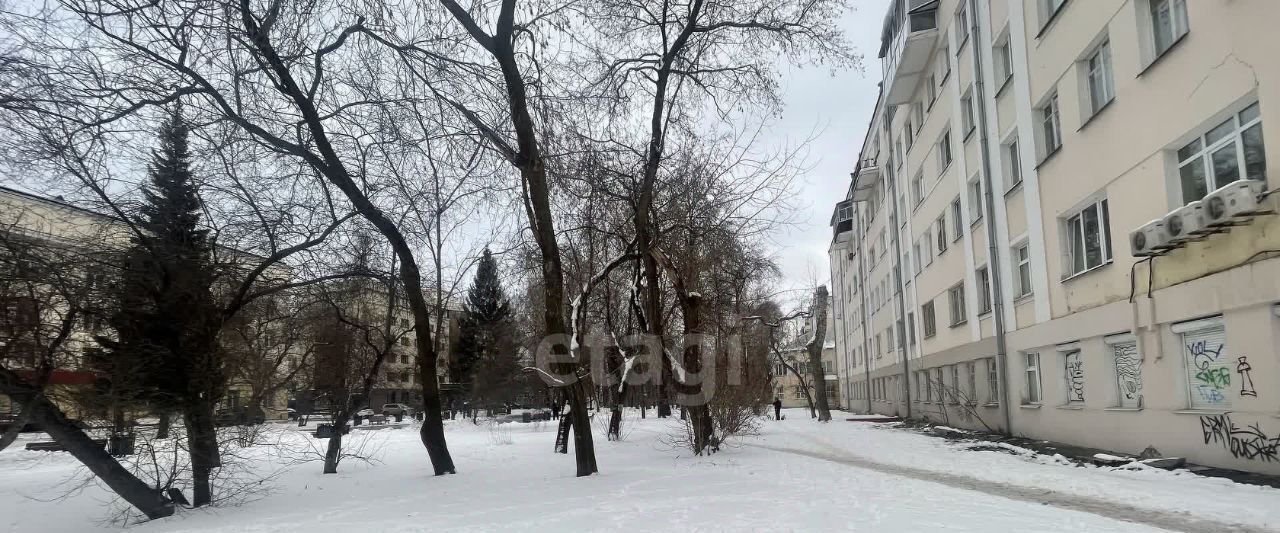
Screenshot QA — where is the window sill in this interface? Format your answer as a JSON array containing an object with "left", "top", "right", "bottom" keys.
[
  {"left": 1136, "top": 33, "right": 1190, "bottom": 78},
  {"left": 1174, "top": 409, "right": 1229, "bottom": 416},
  {"left": 1019, "top": 403, "right": 1043, "bottom": 410},
  {"left": 1057, "top": 405, "right": 1085, "bottom": 410},
  {"left": 994, "top": 76, "right": 1013, "bottom": 99},
  {"left": 1076, "top": 99, "right": 1115, "bottom": 132},
  {"left": 969, "top": 217, "right": 984, "bottom": 229},
  {"left": 957, "top": 36, "right": 969, "bottom": 55},
  {"left": 1004, "top": 179, "right": 1024, "bottom": 197},
  {"left": 1104, "top": 407, "right": 1143, "bottom": 412},
  {"left": 962, "top": 127, "right": 976, "bottom": 144},
  {"left": 977, "top": 310, "right": 993, "bottom": 318},
  {"left": 1060, "top": 260, "right": 1113, "bottom": 283},
  {"left": 939, "top": 70, "right": 951, "bottom": 88},
  {"left": 982, "top": 403, "right": 1000, "bottom": 409},
  {"left": 1013, "top": 293, "right": 1034, "bottom": 304},
  {"left": 1034, "top": 146, "right": 1062, "bottom": 170},
  {"left": 949, "top": 320, "right": 968, "bottom": 329}
]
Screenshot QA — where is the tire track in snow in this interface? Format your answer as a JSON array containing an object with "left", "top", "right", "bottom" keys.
[{"left": 744, "top": 431, "right": 1270, "bottom": 533}]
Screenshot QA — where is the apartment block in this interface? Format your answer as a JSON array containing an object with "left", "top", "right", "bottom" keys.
[{"left": 830, "top": 0, "right": 1280, "bottom": 473}]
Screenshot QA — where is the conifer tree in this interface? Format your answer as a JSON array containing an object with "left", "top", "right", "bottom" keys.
[{"left": 454, "top": 249, "right": 518, "bottom": 409}]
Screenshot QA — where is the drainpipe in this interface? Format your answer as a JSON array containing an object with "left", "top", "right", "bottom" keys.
[
  {"left": 855, "top": 202, "right": 874, "bottom": 414},
  {"left": 969, "top": 0, "right": 1012, "bottom": 436},
  {"left": 885, "top": 130, "right": 913, "bottom": 419}
]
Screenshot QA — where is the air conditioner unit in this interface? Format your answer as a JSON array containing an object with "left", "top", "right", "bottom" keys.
[
  {"left": 1130, "top": 219, "right": 1171, "bottom": 257},
  {"left": 1204, "top": 179, "right": 1266, "bottom": 226},
  {"left": 1163, "top": 201, "right": 1209, "bottom": 243}
]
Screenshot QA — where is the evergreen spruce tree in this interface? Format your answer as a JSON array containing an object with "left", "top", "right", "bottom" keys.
[
  {"left": 100, "top": 104, "right": 225, "bottom": 506},
  {"left": 454, "top": 249, "right": 517, "bottom": 409}
]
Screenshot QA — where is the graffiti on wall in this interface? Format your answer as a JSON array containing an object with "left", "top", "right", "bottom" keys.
[
  {"left": 1189, "top": 339, "right": 1230, "bottom": 407},
  {"left": 1199, "top": 413, "right": 1280, "bottom": 462},
  {"left": 1064, "top": 350, "right": 1084, "bottom": 403},
  {"left": 1113, "top": 343, "right": 1142, "bottom": 405},
  {"left": 1236, "top": 356, "right": 1257, "bottom": 398}
]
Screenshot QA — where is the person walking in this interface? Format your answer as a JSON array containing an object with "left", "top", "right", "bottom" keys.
[{"left": 772, "top": 397, "right": 783, "bottom": 421}]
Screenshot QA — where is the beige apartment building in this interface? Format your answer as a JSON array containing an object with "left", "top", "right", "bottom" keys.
[{"left": 830, "top": 0, "right": 1280, "bottom": 474}]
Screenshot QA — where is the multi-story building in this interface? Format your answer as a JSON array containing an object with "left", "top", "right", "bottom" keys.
[{"left": 830, "top": 0, "right": 1280, "bottom": 474}]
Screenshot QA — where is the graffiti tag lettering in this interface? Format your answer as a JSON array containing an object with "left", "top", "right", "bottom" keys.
[
  {"left": 1236, "top": 356, "right": 1256, "bottom": 398},
  {"left": 1064, "top": 351, "right": 1084, "bottom": 403},
  {"left": 1195, "top": 367, "right": 1232, "bottom": 390},
  {"left": 1113, "top": 343, "right": 1142, "bottom": 404},
  {"left": 1199, "top": 413, "right": 1280, "bottom": 462}
]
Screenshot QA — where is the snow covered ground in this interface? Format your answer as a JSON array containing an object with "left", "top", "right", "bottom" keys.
[{"left": 2, "top": 409, "right": 1278, "bottom": 532}]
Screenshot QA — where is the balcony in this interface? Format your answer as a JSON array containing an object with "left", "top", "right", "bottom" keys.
[
  {"left": 851, "top": 160, "right": 881, "bottom": 202},
  {"left": 879, "top": 0, "right": 939, "bottom": 106}
]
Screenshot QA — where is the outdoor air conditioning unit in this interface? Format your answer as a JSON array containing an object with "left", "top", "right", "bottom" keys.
[
  {"left": 1163, "top": 201, "right": 1209, "bottom": 244},
  {"left": 1204, "top": 179, "right": 1266, "bottom": 226},
  {"left": 1130, "top": 219, "right": 1171, "bottom": 257}
]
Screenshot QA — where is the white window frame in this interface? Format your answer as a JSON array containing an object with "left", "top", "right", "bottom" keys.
[
  {"left": 1004, "top": 139, "right": 1023, "bottom": 190},
  {"left": 976, "top": 265, "right": 992, "bottom": 315},
  {"left": 986, "top": 357, "right": 1000, "bottom": 405},
  {"left": 1063, "top": 198, "right": 1112, "bottom": 278},
  {"left": 961, "top": 91, "right": 975, "bottom": 135},
  {"left": 1014, "top": 242, "right": 1033, "bottom": 298},
  {"left": 922, "top": 300, "right": 937, "bottom": 338},
  {"left": 1024, "top": 352, "right": 1043, "bottom": 405},
  {"left": 911, "top": 171, "right": 925, "bottom": 207},
  {"left": 1039, "top": 92, "right": 1062, "bottom": 157},
  {"left": 955, "top": 4, "right": 969, "bottom": 49},
  {"left": 927, "top": 73, "right": 938, "bottom": 106},
  {"left": 947, "top": 283, "right": 967, "bottom": 327},
  {"left": 968, "top": 177, "right": 983, "bottom": 224},
  {"left": 1086, "top": 41, "right": 1115, "bottom": 115},
  {"left": 1040, "top": 0, "right": 1066, "bottom": 27},
  {"left": 1150, "top": 0, "right": 1188, "bottom": 58},
  {"left": 938, "top": 129, "right": 953, "bottom": 171},
  {"left": 936, "top": 214, "right": 948, "bottom": 254},
  {"left": 994, "top": 40, "right": 1013, "bottom": 87},
  {"left": 950, "top": 197, "right": 964, "bottom": 241},
  {"left": 1175, "top": 102, "right": 1265, "bottom": 205}
]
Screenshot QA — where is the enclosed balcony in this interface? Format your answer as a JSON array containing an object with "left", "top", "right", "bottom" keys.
[
  {"left": 831, "top": 199, "right": 854, "bottom": 240},
  {"left": 879, "top": 0, "right": 939, "bottom": 106}
]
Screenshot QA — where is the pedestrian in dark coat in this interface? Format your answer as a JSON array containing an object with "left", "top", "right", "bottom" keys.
[{"left": 772, "top": 398, "right": 783, "bottom": 421}]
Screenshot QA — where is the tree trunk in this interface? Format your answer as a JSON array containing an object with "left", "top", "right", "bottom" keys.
[
  {"left": 24, "top": 389, "right": 173, "bottom": 519},
  {"left": 807, "top": 287, "right": 832, "bottom": 422},
  {"left": 678, "top": 294, "right": 713, "bottom": 454},
  {"left": 323, "top": 414, "right": 343, "bottom": 474},
  {"left": 184, "top": 397, "right": 219, "bottom": 507},
  {"left": 0, "top": 403, "right": 32, "bottom": 452},
  {"left": 155, "top": 411, "right": 171, "bottom": 440}
]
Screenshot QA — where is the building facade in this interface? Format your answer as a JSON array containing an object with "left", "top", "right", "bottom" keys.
[{"left": 830, "top": 0, "right": 1280, "bottom": 474}]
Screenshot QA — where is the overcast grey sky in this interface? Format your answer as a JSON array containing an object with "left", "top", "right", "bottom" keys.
[{"left": 767, "top": 1, "right": 886, "bottom": 293}]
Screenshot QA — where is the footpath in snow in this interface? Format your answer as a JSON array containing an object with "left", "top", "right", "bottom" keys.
[{"left": 0, "top": 408, "right": 1277, "bottom": 532}]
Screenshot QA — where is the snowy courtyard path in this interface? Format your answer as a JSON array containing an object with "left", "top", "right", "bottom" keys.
[{"left": 748, "top": 428, "right": 1266, "bottom": 533}]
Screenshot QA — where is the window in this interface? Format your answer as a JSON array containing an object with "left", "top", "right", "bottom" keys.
[
  {"left": 912, "top": 240, "right": 924, "bottom": 276},
  {"left": 925, "top": 369, "right": 935, "bottom": 403},
  {"left": 1039, "top": 93, "right": 1062, "bottom": 156},
  {"left": 927, "top": 74, "right": 937, "bottom": 105},
  {"left": 961, "top": 93, "right": 975, "bottom": 135},
  {"left": 1108, "top": 336, "right": 1143, "bottom": 409},
  {"left": 906, "top": 114, "right": 916, "bottom": 148},
  {"left": 936, "top": 215, "right": 948, "bottom": 253},
  {"left": 886, "top": 325, "right": 896, "bottom": 352},
  {"left": 949, "top": 365, "right": 961, "bottom": 404},
  {"left": 922, "top": 300, "right": 937, "bottom": 338},
  {"left": 917, "top": 371, "right": 927, "bottom": 401},
  {"left": 937, "top": 45, "right": 951, "bottom": 81},
  {"left": 922, "top": 228, "right": 934, "bottom": 265},
  {"left": 1176, "top": 102, "right": 1266, "bottom": 204},
  {"left": 907, "top": 312, "right": 916, "bottom": 347},
  {"left": 1086, "top": 41, "right": 1114, "bottom": 114},
  {"left": 938, "top": 130, "right": 953, "bottom": 170},
  {"left": 968, "top": 178, "right": 983, "bottom": 224},
  {"left": 986, "top": 357, "right": 1000, "bottom": 404},
  {"left": 955, "top": 4, "right": 969, "bottom": 48},
  {"left": 950, "top": 198, "right": 963, "bottom": 240},
  {"left": 1015, "top": 243, "right": 1032, "bottom": 297},
  {"left": 1040, "top": 0, "right": 1066, "bottom": 26},
  {"left": 947, "top": 283, "right": 966, "bottom": 327},
  {"left": 994, "top": 41, "right": 1014, "bottom": 86},
  {"left": 874, "top": 333, "right": 882, "bottom": 357},
  {"left": 912, "top": 102, "right": 925, "bottom": 134},
  {"left": 400, "top": 336, "right": 412, "bottom": 346},
  {"left": 911, "top": 171, "right": 925, "bottom": 206},
  {"left": 1180, "top": 320, "right": 1230, "bottom": 410},
  {"left": 1005, "top": 140, "right": 1023, "bottom": 189},
  {"left": 1064, "top": 198, "right": 1112, "bottom": 277},
  {"left": 966, "top": 361, "right": 977, "bottom": 402},
  {"left": 1063, "top": 349, "right": 1084, "bottom": 405},
  {"left": 976, "top": 266, "right": 992, "bottom": 314},
  {"left": 1150, "top": 0, "right": 1188, "bottom": 57},
  {"left": 1024, "top": 353, "right": 1043, "bottom": 404}
]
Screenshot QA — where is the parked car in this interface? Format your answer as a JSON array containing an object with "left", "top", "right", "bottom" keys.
[{"left": 381, "top": 403, "right": 412, "bottom": 417}]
